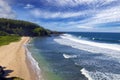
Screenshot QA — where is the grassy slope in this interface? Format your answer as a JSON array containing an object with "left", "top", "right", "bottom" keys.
[{"left": 0, "top": 35, "right": 21, "bottom": 46}]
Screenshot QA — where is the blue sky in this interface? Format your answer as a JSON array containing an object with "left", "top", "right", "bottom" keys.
[{"left": 0, "top": 0, "right": 120, "bottom": 32}]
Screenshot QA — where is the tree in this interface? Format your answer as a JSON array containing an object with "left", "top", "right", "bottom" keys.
[{"left": 0, "top": 18, "right": 51, "bottom": 36}]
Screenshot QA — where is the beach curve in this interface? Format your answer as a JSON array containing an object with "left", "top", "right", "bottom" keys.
[{"left": 0, "top": 37, "right": 34, "bottom": 80}]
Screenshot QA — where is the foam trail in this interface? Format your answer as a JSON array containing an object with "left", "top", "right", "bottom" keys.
[
  {"left": 24, "top": 44, "right": 44, "bottom": 80},
  {"left": 88, "top": 71, "right": 120, "bottom": 80},
  {"left": 81, "top": 68, "right": 93, "bottom": 80},
  {"left": 63, "top": 54, "right": 77, "bottom": 59},
  {"left": 81, "top": 69, "right": 120, "bottom": 80},
  {"left": 54, "top": 34, "right": 120, "bottom": 80},
  {"left": 54, "top": 34, "right": 120, "bottom": 61},
  {"left": 61, "top": 34, "right": 120, "bottom": 51}
]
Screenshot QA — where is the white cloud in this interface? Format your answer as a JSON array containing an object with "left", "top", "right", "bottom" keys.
[
  {"left": 76, "top": 25, "right": 93, "bottom": 29},
  {"left": 46, "top": 0, "right": 93, "bottom": 6},
  {"left": 24, "top": 4, "right": 34, "bottom": 9},
  {"left": 81, "top": 5, "right": 120, "bottom": 25},
  {"left": 0, "top": 0, "right": 15, "bottom": 18},
  {"left": 30, "top": 8, "right": 91, "bottom": 19},
  {"left": 29, "top": 0, "right": 120, "bottom": 32},
  {"left": 94, "top": 6, "right": 120, "bottom": 22},
  {"left": 40, "top": 4, "right": 120, "bottom": 31},
  {"left": 30, "top": 0, "right": 120, "bottom": 21},
  {"left": 46, "top": 0, "right": 116, "bottom": 7},
  {"left": 100, "top": 0, "right": 117, "bottom": 5}
]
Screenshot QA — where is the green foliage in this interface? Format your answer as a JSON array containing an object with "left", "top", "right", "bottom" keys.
[
  {"left": 0, "top": 18, "right": 50, "bottom": 36},
  {"left": 0, "top": 35, "right": 21, "bottom": 46},
  {"left": 33, "top": 28, "right": 42, "bottom": 35},
  {"left": 33, "top": 27, "right": 48, "bottom": 36},
  {"left": 0, "top": 31, "right": 9, "bottom": 36}
]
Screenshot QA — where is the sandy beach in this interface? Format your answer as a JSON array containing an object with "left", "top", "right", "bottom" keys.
[{"left": 0, "top": 37, "right": 32, "bottom": 80}]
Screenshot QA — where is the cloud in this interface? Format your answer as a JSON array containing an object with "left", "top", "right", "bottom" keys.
[
  {"left": 29, "top": 0, "right": 120, "bottom": 22},
  {"left": 100, "top": 0, "right": 116, "bottom": 5},
  {"left": 24, "top": 4, "right": 34, "bottom": 9},
  {"left": 76, "top": 25, "right": 93, "bottom": 29},
  {"left": 30, "top": 8, "right": 91, "bottom": 19},
  {"left": 9, "top": 0, "right": 119, "bottom": 32},
  {"left": 46, "top": 0, "right": 116, "bottom": 7},
  {"left": 81, "top": 5, "right": 120, "bottom": 25},
  {"left": 31, "top": 3, "right": 120, "bottom": 30},
  {"left": 38, "top": 3, "right": 120, "bottom": 31},
  {"left": 46, "top": 0, "right": 93, "bottom": 6},
  {"left": 0, "top": 0, "right": 16, "bottom": 18},
  {"left": 94, "top": 6, "right": 120, "bottom": 23}
]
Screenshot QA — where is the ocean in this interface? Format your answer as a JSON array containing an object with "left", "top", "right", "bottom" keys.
[{"left": 26, "top": 32, "right": 120, "bottom": 80}]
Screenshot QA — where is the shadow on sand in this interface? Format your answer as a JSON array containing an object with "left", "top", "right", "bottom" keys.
[
  {"left": 0, "top": 66, "right": 13, "bottom": 80},
  {"left": 0, "top": 66, "right": 23, "bottom": 80}
]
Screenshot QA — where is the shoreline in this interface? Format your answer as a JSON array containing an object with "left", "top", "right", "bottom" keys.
[
  {"left": 0, "top": 37, "right": 36, "bottom": 80},
  {"left": 25, "top": 37, "right": 43, "bottom": 80},
  {"left": 24, "top": 37, "right": 38, "bottom": 80}
]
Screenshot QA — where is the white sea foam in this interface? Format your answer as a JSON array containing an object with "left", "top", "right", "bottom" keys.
[
  {"left": 24, "top": 44, "right": 44, "bottom": 80},
  {"left": 89, "top": 71, "right": 120, "bottom": 80},
  {"left": 61, "top": 34, "right": 120, "bottom": 51},
  {"left": 81, "top": 68, "right": 120, "bottom": 80},
  {"left": 54, "top": 34, "right": 120, "bottom": 61},
  {"left": 92, "top": 38, "right": 95, "bottom": 40},
  {"left": 54, "top": 34, "right": 120, "bottom": 80},
  {"left": 81, "top": 68, "right": 93, "bottom": 80},
  {"left": 63, "top": 54, "right": 77, "bottom": 59}
]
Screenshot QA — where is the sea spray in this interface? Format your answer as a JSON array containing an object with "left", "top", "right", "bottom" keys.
[
  {"left": 54, "top": 33, "right": 120, "bottom": 80},
  {"left": 81, "top": 68, "right": 93, "bottom": 80},
  {"left": 60, "top": 34, "right": 120, "bottom": 51},
  {"left": 54, "top": 34, "right": 120, "bottom": 60},
  {"left": 63, "top": 54, "right": 77, "bottom": 59},
  {"left": 24, "top": 44, "right": 44, "bottom": 80}
]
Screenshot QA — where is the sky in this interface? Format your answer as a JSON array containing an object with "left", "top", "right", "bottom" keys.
[{"left": 0, "top": 0, "right": 120, "bottom": 32}]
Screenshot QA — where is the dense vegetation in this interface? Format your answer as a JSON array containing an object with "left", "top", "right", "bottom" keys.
[
  {"left": 0, "top": 35, "right": 21, "bottom": 46},
  {"left": 0, "top": 18, "right": 50, "bottom": 36}
]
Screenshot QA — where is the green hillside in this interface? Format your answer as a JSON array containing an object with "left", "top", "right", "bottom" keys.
[{"left": 0, "top": 18, "right": 50, "bottom": 36}]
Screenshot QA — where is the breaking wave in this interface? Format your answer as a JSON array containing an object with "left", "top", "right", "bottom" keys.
[
  {"left": 24, "top": 44, "right": 43, "bottom": 80},
  {"left": 54, "top": 34, "right": 120, "bottom": 60},
  {"left": 63, "top": 54, "right": 77, "bottom": 59},
  {"left": 54, "top": 34, "right": 120, "bottom": 80},
  {"left": 81, "top": 68, "right": 92, "bottom": 80}
]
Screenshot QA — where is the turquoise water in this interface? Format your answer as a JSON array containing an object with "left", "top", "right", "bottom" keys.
[
  {"left": 27, "top": 38, "right": 65, "bottom": 80},
  {"left": 27, "top": 37, "right": 87, "bottom": 80},
  {"left": 27, "top": 32, "right": 120, "bottom": 80}
]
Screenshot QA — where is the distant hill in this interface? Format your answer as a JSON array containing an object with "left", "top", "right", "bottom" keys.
[{"left": 0, "top": 18, "right": 50, "bottom": 36}]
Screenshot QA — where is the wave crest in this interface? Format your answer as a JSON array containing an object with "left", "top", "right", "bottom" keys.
[{"left": 63, "top": 54, "right": 77, "bottom": 59}]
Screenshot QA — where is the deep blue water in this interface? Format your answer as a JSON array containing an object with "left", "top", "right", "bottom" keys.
[
  {"left": 27, "top": 32, "right": 120, "bottom": 80},
  {"left": 66, "top": 32, "right": 120, "bottom": 43}
]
